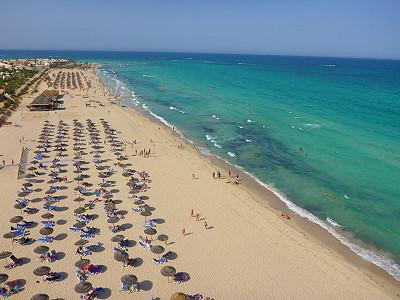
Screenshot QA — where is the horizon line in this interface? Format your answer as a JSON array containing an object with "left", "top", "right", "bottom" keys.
[{"left": 0, "top": 48, "right": 399, "bottom": 62}]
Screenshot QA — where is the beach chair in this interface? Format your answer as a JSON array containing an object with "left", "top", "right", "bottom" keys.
[
  {"left": 78, "top": 251, "right": 92, "bottom": 257},
  {"left": 43, "top": 205, "right": 58, "bottom": 211},
  {"left": 20, "top": 220, "right": 34, "bottom": 228},
  {"left": 132, "top": 207, "right": 142, "bottom": 213},
  {"left": 153, "top": 256, "right": 168, "bottom": 265},
  {"left": 80, "top": 232, "right": 95, "bottom": 239},
  {"left": 119, "top": 282, "right": 131, "bottom": 293},
  {"left": 70, "top": 227, "right": 82, "bottom": 232},
  {"left": 16, "top": 237, "right": 34, "bottom": 245},
  {"left": 41, "top": 221, "right": 55, "bottom": 227},
  {"left": 38, "top": 236, "right": 54, "bottom": 243}
]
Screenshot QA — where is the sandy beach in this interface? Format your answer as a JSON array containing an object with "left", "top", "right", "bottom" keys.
[{"left": 0, "top": 66, "right": 398, "bottom": 299}]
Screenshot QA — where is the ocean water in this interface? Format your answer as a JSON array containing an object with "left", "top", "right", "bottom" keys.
[{"left": 1, "top": 50, "right": 400, "bottom": 279}]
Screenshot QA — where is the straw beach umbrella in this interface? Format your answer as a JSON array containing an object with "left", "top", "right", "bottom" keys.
[
  {"left": 121, "top": 274, "right": 137, "bottom": 285},
  {"left": 75, "top": 281, "right": 92, "bottom": 293},
  {"left": 75, "top": 259, "right": 91, "bottom": 268},
  {"left": 74, "top": 207, "right": 86, "bottom": 214},
  {"left": 0, "top": 274, "right": 8, "bottom": 284},
  {"left": 111, "top": 235, "right": 125, "bottom": 242},
  {"left": 151, "top": 245, "right": 165, "bottom": 255},
  {"left": 170, "top": 293, "right": 189, "bottom": 300},
  {"left": 10, "top": 216, "right": 23, "bottom": 223},
  {"left": 39, "top": 227, "right": 54, "bottom": 236},
  {"left": 114, "top": 251, "right": 129, "bottom": 262},
  {"left": 34, "top": 246, "right": 49, "bottom": 254},
  {"left": 42, "top": 213, "right": 54, "bottom": 219},
  {"left": 0, "top": 251, "right": 12, "bottom": 260},
  {"left": 144, "top": 228, "right": 157, "bottom": 239},
  {"left": 161, "top": 266, "right": 176, "bottom": 283},
  {"left": 107, "top": 217, "right": 120, "bottom": 224},
  {"left": 75, "top": 239, "right": 89, "bottom": 246},
  {"left": 33, "top": 266, "right": 51, "bottom": 276},
  {"left": 31, "top": 294, "right": 49, "bottom": 300}
]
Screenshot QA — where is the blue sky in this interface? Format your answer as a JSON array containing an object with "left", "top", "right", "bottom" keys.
[{"left": 1, "top": 0, "right": 399, "bottom": 59}]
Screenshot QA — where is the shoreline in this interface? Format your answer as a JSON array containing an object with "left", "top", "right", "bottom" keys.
[{"left": 95, "top": 65, "right": 400, "bottom": 289}]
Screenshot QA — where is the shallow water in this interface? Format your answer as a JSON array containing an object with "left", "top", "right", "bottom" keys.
[{"left": 2, "top": 50, "right": 400, "bottom": 279}]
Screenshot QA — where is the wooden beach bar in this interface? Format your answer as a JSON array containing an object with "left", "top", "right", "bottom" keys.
[{"left": 29, "top": 90, "right": 61, "bottom": 111}]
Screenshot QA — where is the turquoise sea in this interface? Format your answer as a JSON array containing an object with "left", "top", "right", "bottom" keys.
[{"left": 1, "top": 50, "right": 400, "bottom": 280}]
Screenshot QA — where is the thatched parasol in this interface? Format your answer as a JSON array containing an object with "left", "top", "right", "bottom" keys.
[
  {"left": 34, "top": 246, "right": 49, "bottom": 254},
  {"left": 74, "top": 281, "right": 92, "bottom": 293},
  {"left": 121, "top": 274, "right": 137, "bottom": 285},
  {"left": 33, "top": 266, "right": 51, "bottom": 276},
  {"left": 114, "top": 251, "right": 129, "bottom": 262}
]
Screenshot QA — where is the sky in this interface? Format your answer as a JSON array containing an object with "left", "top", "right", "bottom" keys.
[{"left": 1, "top": 0, "right": 399, "bottom": 59}]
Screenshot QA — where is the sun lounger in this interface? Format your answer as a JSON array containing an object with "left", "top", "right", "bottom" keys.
[
  {"left": 80, "top": 232, "right": 95, "bottom": 239},
  {"left": 70, "top": 227, "right": 82, "bottom": 232},
  {"left": 38, "top": 236, "right": 54, "bottom": 243},
  {"left": 153, "top": 256, "right": 168, "bottom": 264},
  {"left": 41, "top": 221, "right": 55, "bottom": 227},
  {"left": 24, "top": 207, "right": 39, "bottom": 214}
]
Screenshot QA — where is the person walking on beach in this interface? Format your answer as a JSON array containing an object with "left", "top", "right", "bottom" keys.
[
  {"left": 190, "top": 209, "right": 194, "bottom": 217},
  {"left": 212, "top": 172, "right": 215, "bottom": 179},
  {"left": 182, "top": 228, "right": 186, "bottom": 236},
  {"left": 217, "top": 171, "right": 221, "bottom": 179},
  {"left": 195, "top": 213, "right": 200, "bottom": 221},
  {"left": 204, "top": 221, "right": 208, "bottom": 229}
]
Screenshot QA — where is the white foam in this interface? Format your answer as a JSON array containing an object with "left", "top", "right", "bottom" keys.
[
  {"left": 227, "top": 152, "right": 236, "bottom": 157},
  {"left": 245, "top": 138, "right": 252, "bottom": 143},
  {"left": 327, "top": 217, "right": 341, "bottom": 227},
  {"left": 205, "top": 135, "right": 216, "bottom": 141},
  {"left": 322, "top": 64, "right": 336, "bottom": 67},
  {"left": 247, "top": 119, "right": 254, "bottom": 123},
  {"left": 169, "top": 106, "right": 185, "bottom": 114},
  {"left": 303, "top": 123, "right": 321, "bottom": 129}
]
